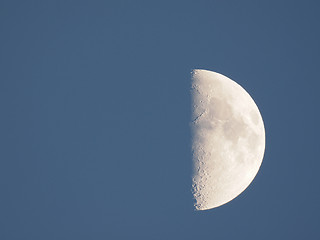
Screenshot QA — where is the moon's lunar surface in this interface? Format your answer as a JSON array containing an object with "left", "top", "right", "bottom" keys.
[{"left": 191, "top": 69, "right": 265, "bottom": 210}]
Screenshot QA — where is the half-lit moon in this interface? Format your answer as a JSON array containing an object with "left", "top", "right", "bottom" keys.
[{"left": 191, "top": 69, "right": 265, "bottom": 210}]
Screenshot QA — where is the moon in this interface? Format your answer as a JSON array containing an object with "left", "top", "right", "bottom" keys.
[{"left": 191, "top": 69, "right": 265, "bottom": 210}]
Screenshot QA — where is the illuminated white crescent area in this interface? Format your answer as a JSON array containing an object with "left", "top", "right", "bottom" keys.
[{"left": 191, "top": 69, "right": 265, "bottom": 210}]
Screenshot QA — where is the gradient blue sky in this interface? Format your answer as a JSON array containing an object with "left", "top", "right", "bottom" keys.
[{"left": 1, "top": 1, "right": 319, "bottom": 239}]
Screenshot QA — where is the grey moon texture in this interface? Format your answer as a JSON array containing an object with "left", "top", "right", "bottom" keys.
[{"left": 191, "top": 69, "right": 265, "bottom": 210}]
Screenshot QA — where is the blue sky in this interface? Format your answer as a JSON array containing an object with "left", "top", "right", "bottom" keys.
[{"left": 1, "top": 1, "right": 319, "bottom": 239}]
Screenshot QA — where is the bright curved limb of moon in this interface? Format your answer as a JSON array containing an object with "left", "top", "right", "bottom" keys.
[{"left": 191, "top": 69, "right": 265, "bottom": 210}]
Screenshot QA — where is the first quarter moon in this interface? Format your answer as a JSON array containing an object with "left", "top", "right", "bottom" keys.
[{"left": 191, "top": 69, "right": 265, "bottom": 210}]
